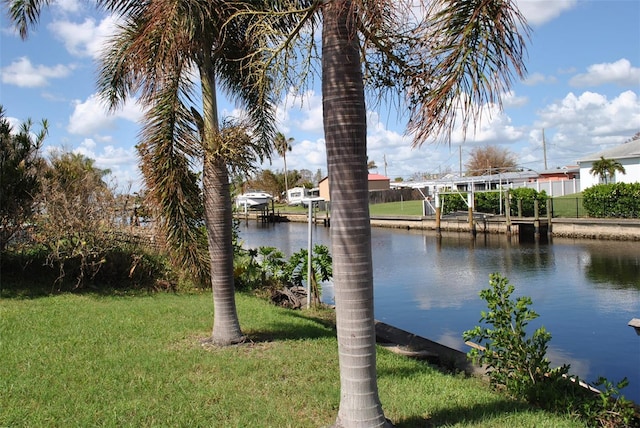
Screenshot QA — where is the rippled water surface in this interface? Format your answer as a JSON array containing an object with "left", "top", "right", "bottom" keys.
[{"left": 238, "top": 221, "right": 640, "bottom": 402}]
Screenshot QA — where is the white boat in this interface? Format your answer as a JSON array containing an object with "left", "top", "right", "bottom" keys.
[
  {"left": 287, "top": 187, "right": 320, "bottom": 205},
  {"left": 235, "top": 191, "right": 273, "bottom": 209}
]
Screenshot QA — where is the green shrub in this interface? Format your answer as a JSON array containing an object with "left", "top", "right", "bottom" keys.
[
  {"left": 233, "top": 244, "right": 333, "bottom": 307},
  {"left": 509, "top": 188, "right": 547, "bottom": 216},
  {"left": 464, "top": 273, "right": 639, "bottom": 427},
  {"left": 440, "top": 189, "right": 547, "bottom": 216},
  {"left": 463, "top": 273, "right": 567, "bottom": 402},
  {"left": 583, "top": 183, "right": 640, "bottom": 218},
  {"left": 475, "top": 191, "right": 502, "bottom": 214},
  {"left": 0, "top": 233, "right": 175, "bottom": 295},
  {"left": 440, "top": 192, "right": 469, "bottom": 214}
]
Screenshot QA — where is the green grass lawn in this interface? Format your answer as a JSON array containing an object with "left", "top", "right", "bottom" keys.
[
  {"left": 549, "top": 194, "right": 585, "bottom": 218},
  {"left": 273, "top": 201, "right": 425, "bottom": 216},
  {"left": 1, "top": 291, "right": 584, "bottom": 427},
  {"left": 369, "top": 200, "right": 424, "bottom": 216}
]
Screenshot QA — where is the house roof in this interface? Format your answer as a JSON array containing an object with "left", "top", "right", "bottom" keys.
[
  {"left": 577, "top": 139, "right": 640, "bottom": 163},
  {"left": 318, "top": 173, "right": 390, "bottom": 183},
  {"left": 368, "top": 173, "right": 390, "bottom": 181},
  {"left": 538, "top": 166, "right": 580, "bottom": 175}
]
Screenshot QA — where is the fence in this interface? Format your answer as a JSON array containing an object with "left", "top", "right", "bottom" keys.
[{"left": 519, "top": 178, "right": 580, "bottom": 197}]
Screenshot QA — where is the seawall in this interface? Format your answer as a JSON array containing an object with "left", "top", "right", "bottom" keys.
[{"left": 245, "top": 212, "right": 640, "bottom": 241}]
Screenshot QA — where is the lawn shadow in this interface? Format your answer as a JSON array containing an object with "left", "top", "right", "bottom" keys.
[
  {"left": 244, "top": 307, "right": 337, "bottom": 343},
  {"left": 393, "top": 399, "right": 543, "bottom": 428}
]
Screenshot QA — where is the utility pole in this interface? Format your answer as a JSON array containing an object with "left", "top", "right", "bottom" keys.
[
  {"left": 542, "top": 129, "right": 548, "bottom": 170},
  {"left": 459, "top": 146, "right": 462, "bottom": 177},
  {"left": 383, "top": 154, "right": 388, "bottom": 177}
]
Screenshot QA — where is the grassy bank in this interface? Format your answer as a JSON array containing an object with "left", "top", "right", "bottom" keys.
[{"left": 1, "top": 292, "right": 583, "bottom": 427}]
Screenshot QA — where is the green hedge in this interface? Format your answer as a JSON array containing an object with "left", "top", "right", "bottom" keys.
[
  {"left": 582, "top": 183, "right": 640, "bottom": 218},
  {"left": 440, "top": 188, "right": 547, "bottom": 216},
  {"left": 509, "top": 188, "right": 547, "bottom": 217}
]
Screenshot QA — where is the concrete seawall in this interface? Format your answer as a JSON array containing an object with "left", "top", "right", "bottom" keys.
[
  {"left": 369, "top": 216, "right": 640, "bottom": 241},
  {"left": 248, "top": 212, "right": 640, "bottom": 241}
]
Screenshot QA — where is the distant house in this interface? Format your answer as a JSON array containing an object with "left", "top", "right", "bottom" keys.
[
  {"left": 577, "top": 139, "right": 640, "bottom": 190},
  {"left": 318, "top": 174, "right": 391, "bottom": 201},
  {"left": 534, "top": 166, "right": 580, "bottom": 182},
  {"left": 367, "top": 173, "right": 391, "bottom": 191}
]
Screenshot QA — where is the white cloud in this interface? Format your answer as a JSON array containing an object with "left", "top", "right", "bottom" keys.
[
  {"left": 74, "top": 138, "right": 141, "bottom": 191},
  {"left": 533, "top": 90, "right": 640, "bottom": 165},
  {"left": 289, "top": 90, "right": 324, "bottom": 134},
  {"left": 53, "top": 0, "right": 83, "bottom": 14},
  {"left": 48, "top": 15, "right": 119, "bottom": 59},
  {"left": 502, "top": 90, "right": 529, "bottom": 108},
  {"left": 515, "top": 0, "right": 577, "bottom": 26},
  {"left": 569, "top": 59, "right": 640, "bottom": 87},
  {"left": 67, "top": 93, "right": 143, "bottom": 135},
  {"left": 538, "top": 90, "right": 640, "bottom": 135},
  {"left": 522, "top": 72, "right": 557, "bottom": 86},
  {"left": 1, "top": 57, "right": 74, "bottom": 88}
]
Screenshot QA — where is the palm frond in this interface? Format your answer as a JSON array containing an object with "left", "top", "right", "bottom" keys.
[
  {"left": 407, "top": 0, "right": 530, "bottom": 146},
  {"left": 4, "top": 0, "right": 52, "bottom": 39},
  {"left": 138, "top": 82, "right": 209, "bottom": 283}
]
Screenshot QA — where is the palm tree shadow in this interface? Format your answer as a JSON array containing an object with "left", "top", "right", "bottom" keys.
[
  {"left": 394, "top": 400, "right": 538, "bottom": 427},
  {"left": 244, "top": 308, "right": 337, "bottom": 343}
]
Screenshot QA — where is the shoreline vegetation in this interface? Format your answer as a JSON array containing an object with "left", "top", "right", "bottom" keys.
[{"left": 1, "top": 292, "right": 587, "bottom": 427}]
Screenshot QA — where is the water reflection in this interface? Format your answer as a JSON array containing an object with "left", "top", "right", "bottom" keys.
[
  {"left": 238, "top": 222, "right": 640, "bottom": 402},
  {"left": 585, "top": 248, "right": 640, "bottom": 290}
]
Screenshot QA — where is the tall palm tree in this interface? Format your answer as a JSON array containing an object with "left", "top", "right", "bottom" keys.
[
  {"left": 274, "top": 132, "right": 294, "bottom": 201},
  {"left": 590, "top": 156, "right": 626, "bottom": 184},
  {"left": 101, "top": 1, "right": 283, "bottom": 346},
  {"left": 321, "top": 3, "right": 389, "bottom": 425},
  {"left": 318, "top": 1, "right": 529, "bottom": 425},
  {"left": 5, "top": 0, "right": 282, "bottom": 345}
]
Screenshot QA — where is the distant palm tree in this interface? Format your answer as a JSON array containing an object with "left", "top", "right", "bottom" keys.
[
  {"left": 367, "top": 157, "right": 377, "bottom": 171},
  {"left": 590, "top": 156, "right": 626, "bottom": 184},
  {"left": 274, "top": 132, "right": 294, "bottom": 201}
]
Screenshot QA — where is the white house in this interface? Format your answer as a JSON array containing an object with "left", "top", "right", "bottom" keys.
[{"left": 577, "top": 138, "right": 640, "bottom": 190}]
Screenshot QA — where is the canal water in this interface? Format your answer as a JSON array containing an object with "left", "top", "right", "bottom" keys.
[{"left": 238, "top": 221, "right": 640, "bottom": 402}]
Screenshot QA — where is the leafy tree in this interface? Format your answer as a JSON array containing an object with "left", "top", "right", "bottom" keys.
[
  {"left": 589, "top": 156, "right": 626, "bottom": 184},
  {"left": 274, "top": 132, "right": 294, "bottom": 201},
  {"left": 0, "top": 106, "right": 47, "bottom": 251},
  {"left": 36, "top": 151, "right": 117, "bottom": 287},
  {"left": 465, "top": 145, "right": 517, "bottom": 176},
  {"left": 243, "top": 168, "right": 302, "bottom": 200}
]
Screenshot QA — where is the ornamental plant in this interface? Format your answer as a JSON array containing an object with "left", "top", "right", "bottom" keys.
[
  {"left": 463, "top": 273, "right": 567, "bottom": 402},
  {"left": 464, "top": 273, "right": 639, "bottom": 427}
]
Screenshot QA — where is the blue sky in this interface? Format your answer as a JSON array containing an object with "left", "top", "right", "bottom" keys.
[{"left": 2, "top": 0, "right": 639, "bottom": 192}]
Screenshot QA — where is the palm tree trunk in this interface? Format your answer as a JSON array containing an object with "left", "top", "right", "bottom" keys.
[
  {"left": 322, "top": 1, "right": 389, "bottom": 426},
  {"left": 203, "top": 153, "right": 244, "bottom": 344},
  {"left": 283, "top": 153, "right": 289, "bottom": 202},
  {"left": 200, "top": 56, "right": 244, "bottom": 345}
]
